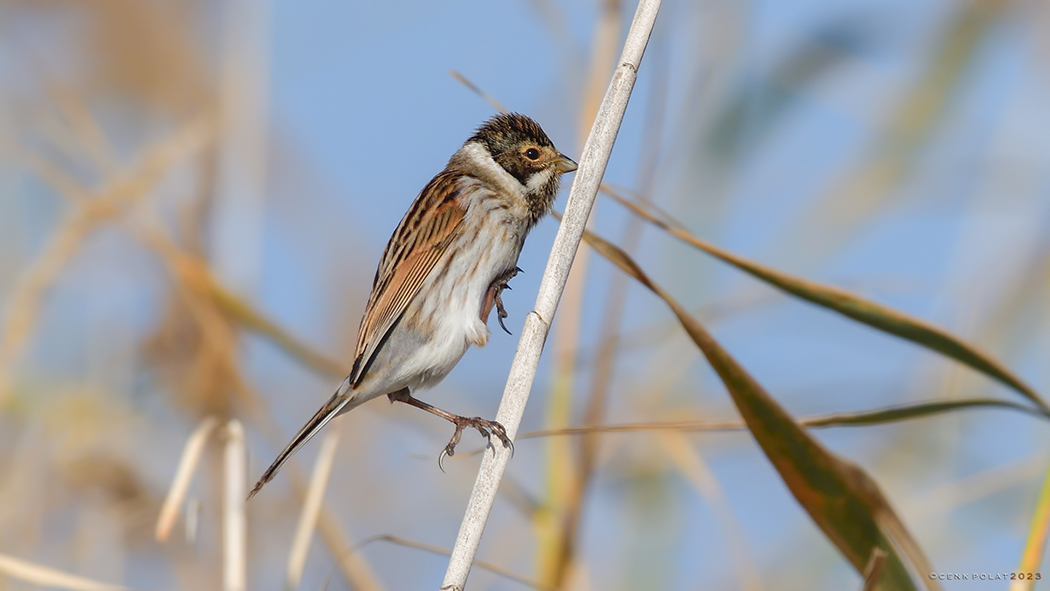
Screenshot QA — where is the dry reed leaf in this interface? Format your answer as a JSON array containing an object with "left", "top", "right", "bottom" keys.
[
  {"left": 319, "top": 499, "right": 386, "bottom": 591},
  {"left": 862, "top": 549, "right": 889, "bottom": 591},
  {"left": 602, "top": 189, "right": 1049, "bottom": 415},
  {"left": 515, "top": 397, "right": 1041, "bottom": 439},
  {"left": 155, "top": 415, "right": 219, "bottom": 541},
  {"left": 204, "top": 267, "right": 346, "bottom": 379},
  {"left": 0, "top": 552, "right": 127, "bottom": 591},
  {"left": 286, "top": 428, "right": 341, "bottom": 591},
  {"left": 578, "top": 225, "right": 936, "bottom": 591},
  {"left": 134, "top": 221, "right": 344, "bottom": 381}
]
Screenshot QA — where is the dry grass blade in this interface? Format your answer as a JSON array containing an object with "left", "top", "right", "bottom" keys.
[
  {"left": 911, "top": 457, "right": 1045, "bottom": 522},
  {"left": 449, "top": 70, "right": 508, "bottom": 114},
  {"left": 602, "top": 189, "right": 1049, "bottom": 415},
  {"left": 0, "top": 210, "right": 94, "bottom": 396},
  {"left": 285, "top": 429, "right": 341, "bottom": 591},
  {"left": 357, "top": 535, "right": 554, "bottom": 590},
  {"left": 0, "top": 553, "right": 127, "bottom": 591},
  {"left": 658, "top": 433, "right": 765, "bottom": 591},
  {"left": 1009, "top": 459, "right": 1050, "bottom": 591},
  {"left": 224, "top": 420, "right": 247, "bottom": 591},
  {"left": 301, "top": 476, "right": 386, "bottom": 591},
  {"left": 796, "top": 398, "right": 1043, "bottom": 427},
  {"left": 134, "top": 226, "right": 345, "bottom": 379},
  {"left": 203, "top": 265, "right": 346, "bottom": 379},
  {"left": 156, "top": 415, "right": 219, "bottom": 541},
  {"left": 517, "top": 397, "right": 1043, "bottom": 438},
  {"left": 0, "top": 117, "right": 213, "bottom": 403},
  {"left": 579, "top": 226, "right": 937, "bottom": 591}
]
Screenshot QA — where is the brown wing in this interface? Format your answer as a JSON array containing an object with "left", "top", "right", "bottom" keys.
[{"left": 347, "top": 170, "right": 471, "bottom": 386}]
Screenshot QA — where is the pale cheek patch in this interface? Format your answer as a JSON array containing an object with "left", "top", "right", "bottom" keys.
[
  {"left": 525, "top": 168, "right": 553, "bottom": 195},
  {"left": 458, "top": 142, "right": 524, "bottom": 198}
]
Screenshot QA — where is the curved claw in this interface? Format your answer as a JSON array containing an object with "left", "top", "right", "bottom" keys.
[
  {"left": 497, "top": 313, "right": 512, "bottom": 335},
  {"left": 489, "top": 423, "right": 514, "bottom": 457},
  {"left": 438, "top": 422, "right": 467, "bottom": 472},
  {"left": 438, "top": 446, "right": 452, "bottom": 473},
  {"left": 435, "top": 416, "right": 514, "bottom": 472}
]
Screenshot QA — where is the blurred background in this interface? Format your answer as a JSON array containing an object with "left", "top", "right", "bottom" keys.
[{"left": 1, "top": 0, "right": 1049, "bottom": 589}]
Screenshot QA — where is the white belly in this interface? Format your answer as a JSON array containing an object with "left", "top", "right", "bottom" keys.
[{"left": 388, "top": 213, "right": 526, "bottom": 393}]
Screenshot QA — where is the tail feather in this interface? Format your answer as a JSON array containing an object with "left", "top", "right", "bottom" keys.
[{"left": 248, "top": 383, "right": 357, "bottom": 499}]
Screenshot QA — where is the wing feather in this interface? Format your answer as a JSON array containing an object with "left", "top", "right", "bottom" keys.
[{"left": 347, "top": 171, "right": 471, "bottom": 386}]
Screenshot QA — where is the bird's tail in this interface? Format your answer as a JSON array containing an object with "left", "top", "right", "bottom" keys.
[{"left": 248, "top": 379, "right": 359, "bottom": 499}]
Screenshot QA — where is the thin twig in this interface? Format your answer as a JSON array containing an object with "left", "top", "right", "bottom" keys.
[{"left": 439, "top": 1, "right": 661, "bottom": 588}]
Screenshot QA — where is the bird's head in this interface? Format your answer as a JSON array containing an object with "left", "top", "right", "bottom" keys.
[{"left": 467, "top": 113, "right": 577, "bottom": 224}]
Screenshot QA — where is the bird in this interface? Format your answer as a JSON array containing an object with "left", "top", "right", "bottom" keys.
[{"left": 248, "top": 113, "right": 577, "bottom": 498}]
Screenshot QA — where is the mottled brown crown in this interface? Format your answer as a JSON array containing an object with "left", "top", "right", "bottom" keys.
[{"left": 468, "top": 113, "right": 555, "bottom": 157}]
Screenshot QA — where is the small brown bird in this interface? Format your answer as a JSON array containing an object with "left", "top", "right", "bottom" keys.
[{"left": 249, "top": 113, "right": 576, "bottom": 498}]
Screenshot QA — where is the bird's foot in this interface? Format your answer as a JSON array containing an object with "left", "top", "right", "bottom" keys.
[
  {"left": 387, "top": 389, "right": 514, "bottom": 472},
  {"left": 438, "top": 415, "right": 513, "bottom": 472},
  {"left": 491, "top": 266, "right": 522, "bottom": 335}
]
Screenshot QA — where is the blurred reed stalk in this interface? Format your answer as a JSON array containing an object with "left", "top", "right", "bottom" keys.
[
  {"left": 657, "top": 432, "right": 764, "bottom": 591},
  {"left": 441, "top": 0, "right": 662, "bottom": 588},
  {"left": 285, "top": 428, "right": 341, "bottom": 591},
  {"left": 223, "top": 420, "right": 247, "bottom": 591},
  {"left": 0, "top": 552, "right": 127, "bottom": 591},
  {"left": 544, "top": 31, "right": 670, "bottom": 590},
  {"left": 537, "top": 0, "right": 622, "bottom": 583},
  {"left": 155, "top": 416, "right": 219, "bottom": 541}
]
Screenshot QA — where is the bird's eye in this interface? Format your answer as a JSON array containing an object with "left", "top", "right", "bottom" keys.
[{"left": 524, "top": 148, "right": 540, "bottom": 160}]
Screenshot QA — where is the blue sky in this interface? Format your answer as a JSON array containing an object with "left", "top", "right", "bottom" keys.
[{"left": 3, "top": 0, "right": 1050, "bottom": 589}]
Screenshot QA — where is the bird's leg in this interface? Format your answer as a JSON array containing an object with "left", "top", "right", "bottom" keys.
[
  {"left": 387, "top": 388, "right": 513, "bottom": 471},
  {"left": 489, "top": 266, "right": 521, "bottom": 335}
]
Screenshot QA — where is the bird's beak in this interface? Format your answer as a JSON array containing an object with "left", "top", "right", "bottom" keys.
[{"left": 554, "top": 154, "right": 578, "bottom": 173}]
